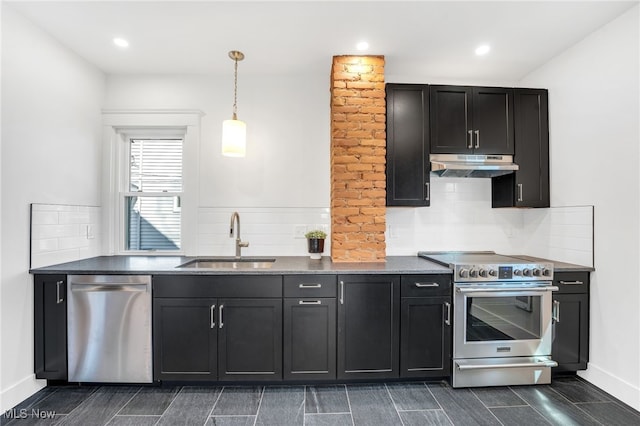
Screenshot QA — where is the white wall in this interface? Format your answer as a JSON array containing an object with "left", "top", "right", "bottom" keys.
[
  {"left": 0, "top": 5, "right": 105, "bottom": 411},
  {"left": 520, "top": 6, "right": 640, "bottom": 410}
]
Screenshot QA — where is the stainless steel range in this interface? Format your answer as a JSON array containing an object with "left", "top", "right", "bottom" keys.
[{"left": 418, "top": 251, "right": 559, "bottom": 388}]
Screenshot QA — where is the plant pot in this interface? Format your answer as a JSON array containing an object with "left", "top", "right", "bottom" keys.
[{"left": 307, "top": 238, "right": 325, "bottom": 259}]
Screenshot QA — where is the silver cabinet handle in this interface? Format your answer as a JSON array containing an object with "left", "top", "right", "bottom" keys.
[
  {"left": 298, "top": 300, "right": 322, "bottom": 305},
  {"left": 517, "top": 183, "right": 523, "bottom": 202},
  {"left": 339, "top": 281, "right": 344, "bottom": 305},
  {"left": 474, "top": 130, "right": 480, "bottom": 148},
  {"left": 210, "top": 304, "right": 216, "bottom": 329},
  {"left": 218, "top": 304, "right": 224, "bottom": 329},
  {"left": 425, "top": 182, "right": 430, "bottom": 201},
  {"left": 559, "top": 280, "right": 584, "bottom": 285},
  {"left": 415, "top": 282, "right": 439, "bottom": 288},
  {"left": 444, "top": 302, "right": 451, "bottom": 326},
  {"left": 56, "top": 280, "right": 64, "bottom": 304},
  {"left": 299, "top": 283, "right": 322, "bottom": 289},
  {"left": 552, "top": 300, "right": 560, "bottom": 323},
  {"left": 467, "top": 130, "right": 473, "bottom": 149}
]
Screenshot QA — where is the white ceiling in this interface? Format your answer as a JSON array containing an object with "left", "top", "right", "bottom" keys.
[{"left": 6, "top": 1, "right": 638, "bottom": 80}]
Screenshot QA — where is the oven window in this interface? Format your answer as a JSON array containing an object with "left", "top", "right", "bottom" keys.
[{"left": 466, "top": 295, "right": 541, "bottom": 341}]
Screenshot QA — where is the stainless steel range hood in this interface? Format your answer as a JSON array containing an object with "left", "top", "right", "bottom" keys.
[{"left": 430, "top": 154, "right": 519, "bottom": 178}]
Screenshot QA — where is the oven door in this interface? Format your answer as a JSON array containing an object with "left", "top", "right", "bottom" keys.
[{"left": 454, "top": 283, "right": 557, "bottom": 359}]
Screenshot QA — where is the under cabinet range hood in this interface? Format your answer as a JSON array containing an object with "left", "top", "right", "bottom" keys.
[{"left": 430, "top": 153, "right": 519, "bottom": 178}]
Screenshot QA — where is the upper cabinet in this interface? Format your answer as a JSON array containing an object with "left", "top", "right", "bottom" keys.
[
  {"left": 429, "top": 85, "right": 514, "bottom": 155},
  {"left": 386, "top": 84, "right": 430, "bottom": 206},
  {"left": 492, "top": 89, "right": 550, "bottom": 208}
]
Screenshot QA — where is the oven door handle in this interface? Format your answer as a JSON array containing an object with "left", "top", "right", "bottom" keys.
[
  {"left": 456, "top": 360, "right": 558, "bottom": 370},
  {"left": 456, "top": 286, "right": 558, "bottom": 294}
]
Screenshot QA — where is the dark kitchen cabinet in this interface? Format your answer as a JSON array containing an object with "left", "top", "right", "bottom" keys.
[
  {"left": 153, "top": 275, "right": 282, "bottom": 382},
  {"left": 337, "top": 274, "right": 400, "bottom": 380},
  {"left": 153, "top": 298, "right": 217, "bottom": 381},
  {"left": 400, "top": 275, "right": 452, "bottom": 378},
  {"left": 283, "top": 275, "right": 337, "bottom": 380},
  {"left": 386, "top": 84, "right": 430, "bottom": 206},
  {"left": 552, "top": 272, "right": 590, "bottom": 373},
  {"left": 218, "top": 298, "right": 282, "bottom": 381},
  {"left": 430, "top": 85, "right": 514, "bottom": 155},
  {"left": 492, "top": 88, "right": 550, "bottom": 208},
  {"left": 34, "top": 274, "right": 67, "bottom": 380}
]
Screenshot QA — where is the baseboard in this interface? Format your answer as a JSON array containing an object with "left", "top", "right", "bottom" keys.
[
  {"left": 579, "top": 364, "right": 640, "bottom": 411},
  {"left": 0, "top": 375, "right": 46, "bottom": 413}
]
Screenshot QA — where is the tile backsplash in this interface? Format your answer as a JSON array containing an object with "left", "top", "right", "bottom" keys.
[
  {"left": 386, "top": 177, "right": 594, "bottom": 267},
  {"left": 30, "top": 204, "right": 102, "bottom": 268},
  {"left": 197, "top": 207, "right": 331, "bottom": 257}
]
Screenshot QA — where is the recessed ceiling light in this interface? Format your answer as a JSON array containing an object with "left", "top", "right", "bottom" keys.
[
  {"left": 356, "top": 41, "right": 369, "bottom": 51},
  {"left": 475, "top": 44, "right": 490, "bottom": 56},
  {"left": 113, "top": 38, "right": 129, "bottom": 48}
]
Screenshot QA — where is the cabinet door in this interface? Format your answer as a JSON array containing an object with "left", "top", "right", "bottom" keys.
[
  {"left": 34, "top": 274, "right": 67, "bottom": 380},
  {"left": 153, "top": 298, "right": 217, "bottom": 381},
  {"left": 337, "top": 275, "right": 400, "bottom": 380},
  {"left": 218, "top": 298, "right": 282, "bottom": 381},
  {"left": 400, "top": 297, "right": 451, "bottom": 378},
  {"left": 491, "top": 89, "right": 549, "bottom": 208},
  {"left": 552, "top": 293, "right": 589, "bottom": 372},
  {"left": 430, "top": 85, "right": 473, "bottom": 154},
  {"left": 284, "top": 298, "right": 336, "bottom": 380},
  {"left": 386, "top": 84, "right": 430, "bottom": 206},
  {"left": 472, "top": 87, "right": 514, "bottom": 154}
]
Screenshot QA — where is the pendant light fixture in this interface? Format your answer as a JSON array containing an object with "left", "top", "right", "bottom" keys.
[{"left": 221, "top": 50, "right": 246, "bottom": 157}]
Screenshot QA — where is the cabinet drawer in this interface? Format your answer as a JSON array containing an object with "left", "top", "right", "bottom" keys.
[
  {"left": 284, "top": 275, "right": 336, "bottom": 298},
  {"left": 401, "top": 274, "right": 451, "bottom": 297},
  {"left": 554, "top": 272, "right": 589, "bottom": 294},
  {"left": 153, "top": 275, "right": 282, "bottom": 298}
]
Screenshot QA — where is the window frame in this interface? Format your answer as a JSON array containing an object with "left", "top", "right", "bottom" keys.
[{"left": 103, "top": 110, "right": 202, "bottom": 256}]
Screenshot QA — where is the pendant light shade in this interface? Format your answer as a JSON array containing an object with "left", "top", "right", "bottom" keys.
[{"left": 222, "top": 50, "right": 246, "bottom": 157}]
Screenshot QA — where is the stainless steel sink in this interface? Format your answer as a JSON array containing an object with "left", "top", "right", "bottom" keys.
[{"left": 177, "top": 258, "right": 276, "bottom": 270}]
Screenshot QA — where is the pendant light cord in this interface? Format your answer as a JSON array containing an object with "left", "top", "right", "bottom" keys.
[{"left": 232, "top": 58, "right": 238, "bottom": 120}]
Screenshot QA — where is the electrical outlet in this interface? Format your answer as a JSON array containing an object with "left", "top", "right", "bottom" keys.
[
  {"left": 294, "top": 225, "right": 307, "bottom": 239},
  {"left": 86, "top": 224, "right": 95, "bottom": 239}
]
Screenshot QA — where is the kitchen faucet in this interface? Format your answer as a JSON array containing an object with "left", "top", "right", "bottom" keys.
[{"left": 229, "top": 211, "right": 249, "bottom": 258}]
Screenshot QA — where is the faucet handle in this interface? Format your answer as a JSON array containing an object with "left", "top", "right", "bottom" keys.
[{"left": 239, "top": 241, "right": 249, "bottom": 248}]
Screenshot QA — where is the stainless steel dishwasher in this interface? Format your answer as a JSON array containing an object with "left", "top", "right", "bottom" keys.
[{"left": 67, "top": 275, "right": 152, "bottom": 383}]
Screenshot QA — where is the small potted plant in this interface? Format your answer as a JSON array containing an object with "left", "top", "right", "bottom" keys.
[{"left": 305, "top": 229, "right": 327, "bottom": 259}]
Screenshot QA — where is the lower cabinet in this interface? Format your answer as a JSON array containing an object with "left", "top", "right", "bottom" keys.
[
  {"left": 337, "top": 275, "right": 400, "bottom": 380},
  {"left": 400, "top": 275, "right": 452, "bottom": 378},
  {"left": 34, "top": 274, "right": 68, "bottom": 380},
  {"left": 152, "top": 275, "right": 283, "bottom": 382},
  {"left": 552, "top": 272, "right": 590, "bottom": 373}
]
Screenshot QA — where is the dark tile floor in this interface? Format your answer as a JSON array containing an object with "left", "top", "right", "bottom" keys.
[{"left": 1, "top": 376, "right": 639, "bottom": 425}]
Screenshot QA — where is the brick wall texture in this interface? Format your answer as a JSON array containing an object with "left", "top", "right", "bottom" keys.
[{"left": 330, "top": 55, "right": 386, "bottom": 262}]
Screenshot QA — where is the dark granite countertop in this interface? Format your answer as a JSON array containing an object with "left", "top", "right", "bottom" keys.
[
  {"left": 29, "top": 255, "right": 452, "bottom": 275},
  {"left": 511, "top": 255, "right": 595, "bottom": 272}
]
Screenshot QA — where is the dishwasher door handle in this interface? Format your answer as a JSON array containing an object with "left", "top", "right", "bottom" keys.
[{"left": 70, "top": 283, "right": 149, "bottom": 292}]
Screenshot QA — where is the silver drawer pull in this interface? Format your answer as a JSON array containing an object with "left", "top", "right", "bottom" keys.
[
  {"left": 56, "top": 280, "right": 64, "bottom": 304},
  {"left": 444, "top": 302, "right": 451, "bottom": 326},
  {"left": 559, "top": 280, "right": 584, "bottom": 285},
  {"left": 298, "top": 283, "right": 322, "bottom": 289},
  {"left": 298, "top": 300, "right": 322, "bottom": 305},
  {"left": 415, "top": 282, "right": 439, "bottom": 288}
]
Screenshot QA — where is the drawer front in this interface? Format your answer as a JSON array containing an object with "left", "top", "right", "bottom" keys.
[
  {"left": 401, "top": 274, "right": 451, "bottom": 297},
  {"left": 153, "top": 275, "right": 282, "bottom": 298},
  {"left": 554, "top": 272, "right": 589, "bottom": 294},
  {"left": 284, "top": 275, "right": 337, "bottom": 298}
]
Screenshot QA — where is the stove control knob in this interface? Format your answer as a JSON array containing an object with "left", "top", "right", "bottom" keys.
[
  {"left": 513, "top": 269, "right": 522, "bottom": 276},
  {"left": 542, "top": 268, "right": 551, "bottom": 277},
  {"left": 479, "top": 269, "right": 488, "bottom": 278},
  {"left": 469, "top": 269, "right": 478, "bottom": 278},
  {"left": 459, "top": 269, "right": 469, "bottom": 278},
  {"left": 523, "top": 268, "right": 532, "bottom": 277},
  {"left": 488, "top": 269, "right": 498, "bottom": 277},
  {"left": 533, "top": 268, "right": 541, "bottom": 277}
]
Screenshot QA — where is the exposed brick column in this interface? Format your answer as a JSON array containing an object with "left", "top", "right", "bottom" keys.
[{"left": 330, "top": 55, "right": 386, "bottom": 262}]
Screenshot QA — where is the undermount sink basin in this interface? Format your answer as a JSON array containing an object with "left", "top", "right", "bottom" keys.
[{"left": 177, "top": 258, "right": 276, "bottom": 270}]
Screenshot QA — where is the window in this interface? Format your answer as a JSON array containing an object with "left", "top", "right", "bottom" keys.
[{"left": 123, "top": 138, "right": 183, "bottom": 251}]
